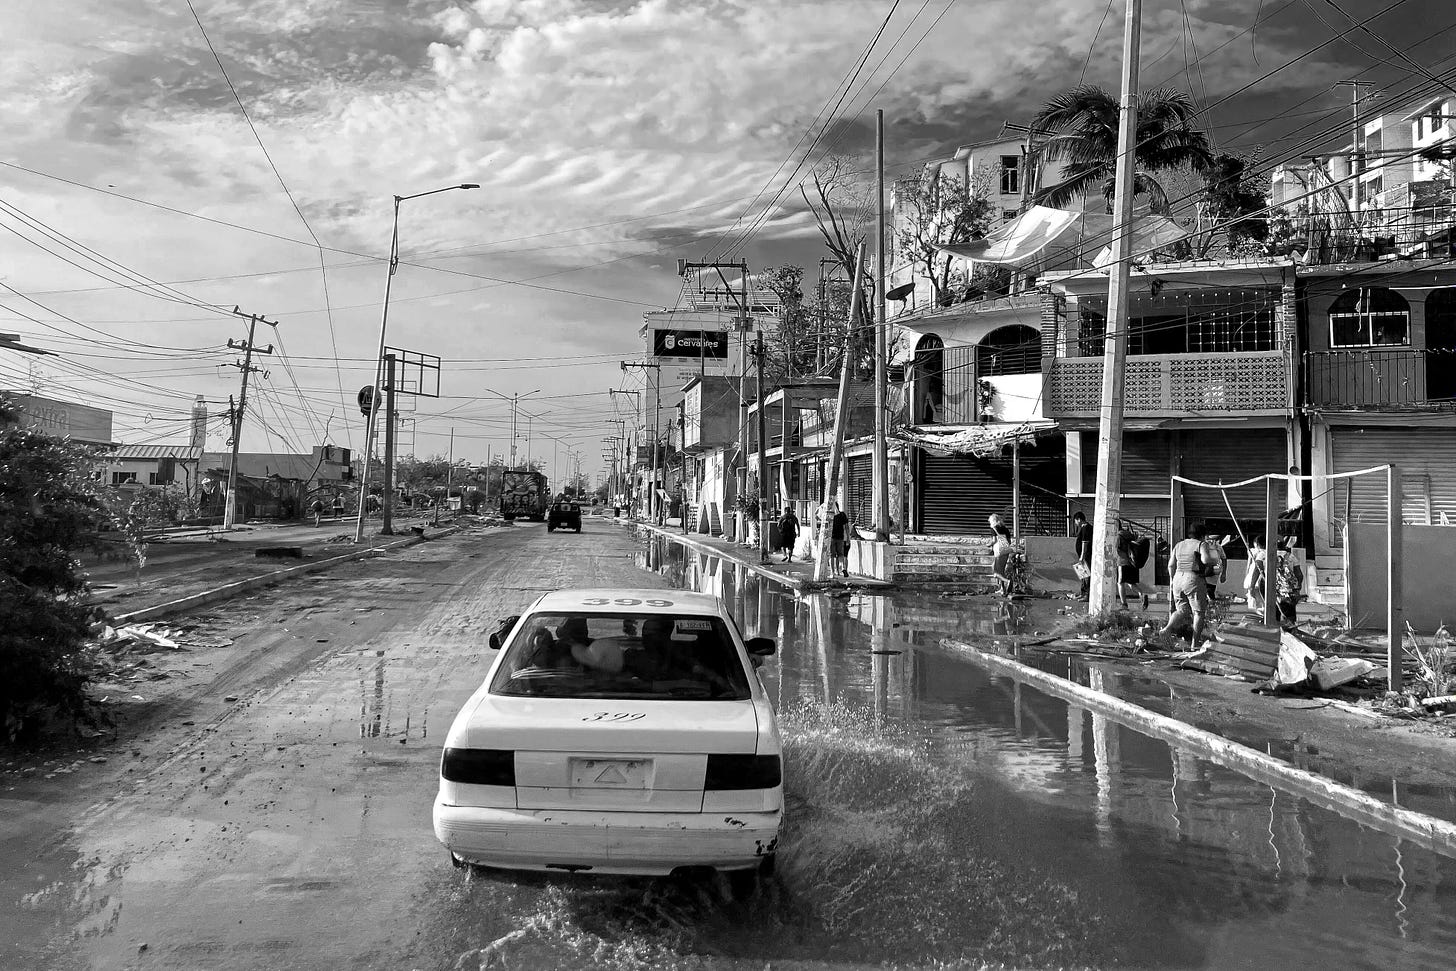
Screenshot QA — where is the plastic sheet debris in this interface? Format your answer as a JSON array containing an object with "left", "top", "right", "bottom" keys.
[{"left": 1276, "top": 630, "right": 1319, "bottom": 687}]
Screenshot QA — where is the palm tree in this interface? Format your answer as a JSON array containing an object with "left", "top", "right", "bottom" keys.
[{"left": 1028, "top": 85, "right": 1214, "bottom": 213}]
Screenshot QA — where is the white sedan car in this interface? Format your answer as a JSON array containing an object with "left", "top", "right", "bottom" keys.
[{"left": 433, "top": 588, "right": 781, "bottom": 888}]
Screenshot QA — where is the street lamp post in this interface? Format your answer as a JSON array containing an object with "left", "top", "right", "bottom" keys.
[
  {"left": 354, "top": 182, "right": 478, "bottom": 543},
  {"left": 482, "top": 388, "right": 541, "bottom": 470}
]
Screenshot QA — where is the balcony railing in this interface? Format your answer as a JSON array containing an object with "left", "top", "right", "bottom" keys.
[
  {"left": 1275, "top": 203, "right": 1455, "bottom": 264},
  {"left": 1045, "top": 350, "right": 1289, "bottom": 417},
  {"left": 1304, "top": 349, "right": 1456, "bottom": 409}
]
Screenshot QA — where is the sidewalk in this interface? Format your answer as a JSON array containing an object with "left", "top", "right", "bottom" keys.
[
  {"left": 611, "top": 515, "right": 894, "bottom": 592},
  {"left": 90, "top": 514, "right": 475, "bottom": 622}
]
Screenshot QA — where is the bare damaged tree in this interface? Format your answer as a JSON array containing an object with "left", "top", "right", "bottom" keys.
[
  {"left": 894, "top": 172, "right": 994, "bottom": 308},
  {"left": 801, "top": 158, "right": 876, "bottom": 377}
]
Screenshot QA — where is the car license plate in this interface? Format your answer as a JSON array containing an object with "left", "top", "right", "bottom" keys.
[{"left": 570, "top": 758, "right": 650, "bottom": 789}]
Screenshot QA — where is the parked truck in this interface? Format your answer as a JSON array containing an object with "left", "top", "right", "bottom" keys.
[{"left": 499, "top": 468, "right": 548, "bottom": 521}]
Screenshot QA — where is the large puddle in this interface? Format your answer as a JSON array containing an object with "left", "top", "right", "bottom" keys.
[{"left": 629, "top": 532, "right": 1456, "bottom": 970}]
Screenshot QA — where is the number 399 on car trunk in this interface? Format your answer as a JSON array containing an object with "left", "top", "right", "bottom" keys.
[{"left": 432, "top": 588, "right": 782, "bottom": 889}]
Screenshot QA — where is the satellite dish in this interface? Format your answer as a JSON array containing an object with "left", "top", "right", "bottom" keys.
[{"left": 886, "top": 282, "right": 915, "bottom": 301}]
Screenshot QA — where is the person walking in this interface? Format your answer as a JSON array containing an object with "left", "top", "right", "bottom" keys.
[
  {"left": 1159, "top": 523, "right": 1209, "bottom": 649},
  {"left": 1202, "top": 532, "right": 1229, "bottom": 601},
  {"left": 1274, "top": 541, "right": 1305, "bottom": 627},
  {"left": 777, "top": 506, "right": 800, "bottom": 563},
  {"left": 1243, "top": 534, "right": 1267, "bottom": 613},
  {"left": 988, "top": 514, "right": 1014, "bottom": 598},
  {"left": 830, "top": 504, "right": 851, "bottom": 578},
  {"left": 1115, "top": 524, "right": 1151, "bottom": 612},
  {"left": 309, "top": 497, "right": 325, "bottom": 527},
  {"left": 1071, "top": 511, "right": 1093, "bottom": 599}
]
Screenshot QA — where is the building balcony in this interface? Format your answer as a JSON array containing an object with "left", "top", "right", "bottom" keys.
[
  {"left": 1304, "top": 349, "right": 1456, "bottom": 410},
  {"left": 1273, "top": 199, "right": 1455, "bottom": 264},
  {"left": 1044, "top": 350, "right": 1290, "bottom": 419}
]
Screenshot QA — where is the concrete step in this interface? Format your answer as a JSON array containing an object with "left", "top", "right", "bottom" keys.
[
  {"left": 896, "top": 554, "right": 996, "bottom": 567},
  {"left": 894, "top": 562, "right": 995, "bottom": 577}
]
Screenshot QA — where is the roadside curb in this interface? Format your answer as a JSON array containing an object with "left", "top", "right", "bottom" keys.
[
  {"left": 633, "top": 522, "right": 808, "bottom": 591},
  {"left": 113, "top": 524, "right": 466, "bottom": 625},
  {"left": 940, "top": 635, "right": 1456, "bottom": 861},
  {"left": 627, "top": 520, "right": 896, "bottom": 594}
]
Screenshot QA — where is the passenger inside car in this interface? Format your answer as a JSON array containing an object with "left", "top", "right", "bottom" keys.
[{"left": 494, "top": 613, "right": 751, "bottom": 699}]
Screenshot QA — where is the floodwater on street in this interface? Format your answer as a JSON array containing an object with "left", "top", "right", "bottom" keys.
[
  {"left": 6, "top": 521, "right": 1456, "bottom": 971},
  {"left": 633, "top": 531, "right": 1456, "bottom": 971}
]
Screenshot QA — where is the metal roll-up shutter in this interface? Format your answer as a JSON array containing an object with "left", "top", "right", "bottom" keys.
[
  {"left": 918, "top": 438, "right": 1068, "bottom": 535},
  {"left": 919, "top": 452, "right": 1008, "bottom": 534},
  {"left": 845, "top": 455, "right": 874, "bottom": 528},
  {"left": 1180, "top": 428, "right": 1287, "bottom": 522},
  {"left": 1330, "top": 427, "right": 1456, "bottom": 544},
  {"left": 1081, "top": 430, "right": 1169, "bottom": 495}
]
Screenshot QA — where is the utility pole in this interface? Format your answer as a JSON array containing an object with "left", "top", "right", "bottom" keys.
[
  {"left": 1088, "top": 0, "right": 1142, "bottom": 616},
  {"left": 755, "top": 329, "right": 769, "bottom": 562},
  {"left": 873, "top": 108, "right": 891, "bottom": 543},
  {"left": 381, "top": 353, "right": 399, "bottom": 535},
  {"left": 814, "top": 245, "right": 867, "bottom": 582},
  {"left": 222, "top": 308, "right": 275, "bottom": 530},
  {"left": 1336, "top": 79, "right": 1375, "bottom": 207},
  {"left": 622, "top": 361, "right": 662, "bottom": 523}
]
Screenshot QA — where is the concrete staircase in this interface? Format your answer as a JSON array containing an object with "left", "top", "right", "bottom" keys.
[
  {"left": 892, "top": 535, "right": 996, "bottom": 585},
  {"left": 1310, "top": 560, "right": 1346, "bottom": 608}
]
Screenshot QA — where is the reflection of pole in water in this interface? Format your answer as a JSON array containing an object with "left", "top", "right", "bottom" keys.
[
  {"left": 1393, "top": 778, "right": 1410, "bottom": 939},
  {"left": 1089, "top": 667, "right": 1120, "bottom": 844},
  {"left": 1013, "top": 681, "right": 1024, "bottom": 736},
  {"left": 1067, "top": 703, "right": 1085, "bottom": 764},
  {"left": 873, "top": 626, "right": 889, "bottom": 725},
  {"left": 810, "top": 596, "right": 832, "bottom": 707}
]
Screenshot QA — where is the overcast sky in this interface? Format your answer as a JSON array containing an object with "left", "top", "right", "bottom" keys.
[{"left": 2, "top": 0, "right": 1446, "bottom": 479}]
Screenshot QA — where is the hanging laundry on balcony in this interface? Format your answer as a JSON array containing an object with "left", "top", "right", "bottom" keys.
[
  {"left": 934, "top": 205, "right": 1188, "bottom": 271},
  {"left": 894, "top": 420, "right": 1058, "bottom": 459}
]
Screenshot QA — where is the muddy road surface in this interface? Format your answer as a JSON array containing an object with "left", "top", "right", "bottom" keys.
[{"left": 6, "top": 519, "right": 1456, "bottom": 970}]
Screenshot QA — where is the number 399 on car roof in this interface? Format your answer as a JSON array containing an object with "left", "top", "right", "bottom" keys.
[{"left": 578, "top": 597, "right": 675, "bottom": 607}]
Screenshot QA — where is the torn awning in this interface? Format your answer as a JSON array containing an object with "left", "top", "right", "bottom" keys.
[
  {"left": 934, "top": 205, "right": 1188, "bottom": 270},
  {"left": 893, "top": 420, "right": 1058, "bottom": 458}
]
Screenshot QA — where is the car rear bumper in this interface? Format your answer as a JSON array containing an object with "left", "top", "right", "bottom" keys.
[{"left": 433, "top": 800, "right": 780, "bottom": 875}]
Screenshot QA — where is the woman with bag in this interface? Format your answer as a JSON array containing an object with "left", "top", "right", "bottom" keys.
[
  {"left": 776, "top": 506, "right": 800, "bottom": 563},
  {"left": 987, "top": 514, "right": 1014, "bottom": 598}
]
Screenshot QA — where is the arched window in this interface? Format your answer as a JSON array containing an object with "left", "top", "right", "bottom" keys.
[
  {"left": 912, "top": 334, "right": 944, "bottom": 424},
  {"left": 978, "top": 324, "right": 1041, "bottom": 375},
  {"left": 1328, "top": 287, "right": 1409, "bottom": 348}
]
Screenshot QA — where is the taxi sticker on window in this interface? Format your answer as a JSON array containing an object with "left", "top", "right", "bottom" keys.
[{"left": 677, "top": 619, "right": 713, "bottom": 631}]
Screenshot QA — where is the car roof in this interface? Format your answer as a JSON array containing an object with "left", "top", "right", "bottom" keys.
[{"left": 531, "top": 588, "right": 724, "bottom": 614}]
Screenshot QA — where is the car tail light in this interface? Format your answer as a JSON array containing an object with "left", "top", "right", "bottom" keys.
[
  {"left": 704, "top": 754, "right": 781, "bottom": 790},
  {"left": 441, "top": 748, "right": 515, "bottom": 786}
]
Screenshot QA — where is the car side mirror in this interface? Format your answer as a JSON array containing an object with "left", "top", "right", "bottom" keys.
[
  {"left": 745, "top": 637, "right": 776, "bottom": 658},
  {"left": 489, "top": 615, "right": 520, "bottom": 650}
]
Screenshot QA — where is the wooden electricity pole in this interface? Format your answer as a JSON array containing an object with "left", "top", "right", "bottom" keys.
[
  {"left": 222, "top": 308, "right": 275, "bottom": 530},
  {"left": 756, "top": 329, "right": 769, "bottom": 562},
  {"left": 1088, "top": 0, "right": 1142, "bottom": 616},
  {"left": 814, "top": 245, "right": 867, "bottom": 582},
  {"left": 873, "top": 108, "right": 891, "bottom": 542}
]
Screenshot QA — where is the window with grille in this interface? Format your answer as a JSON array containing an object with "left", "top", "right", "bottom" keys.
[
  {"left": 1329, "top": 287, "right": 1410, "bottom": 347},
  {"left": 999, "top": 156, "right": 1020, "bottom": 195},
  {"left": 1076, "top": 289, "right": 1278, "bottom": 356}
]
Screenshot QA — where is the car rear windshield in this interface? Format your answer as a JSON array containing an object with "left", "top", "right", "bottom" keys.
[{"left": 490, "top": 613, "right": 751, "bottom": 701}]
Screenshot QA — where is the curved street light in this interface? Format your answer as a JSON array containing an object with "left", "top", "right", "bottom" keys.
[{"left": 355, "top": 183, "right": 479, "bottom": 542}]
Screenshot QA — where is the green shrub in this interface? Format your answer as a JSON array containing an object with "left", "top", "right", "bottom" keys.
[{"left": 0, "top": 394, "right": 124, "bottom": 744}]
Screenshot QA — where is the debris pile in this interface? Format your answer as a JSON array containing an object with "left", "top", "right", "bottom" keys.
[{"left": 81, "top": 620, "right": 235, "bottom": 689}]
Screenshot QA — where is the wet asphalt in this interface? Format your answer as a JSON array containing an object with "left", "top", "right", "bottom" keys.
[{"left": 2, "top": 518, "right": 1455, "bottom": 970}]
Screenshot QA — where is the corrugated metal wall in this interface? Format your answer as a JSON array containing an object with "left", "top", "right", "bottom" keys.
[
  {"left": 1180, "top": 428, "right": 1288, "bottom": 521},
  {"left": 1330, "top": 427, "right": 1456, "bottom": 544}
]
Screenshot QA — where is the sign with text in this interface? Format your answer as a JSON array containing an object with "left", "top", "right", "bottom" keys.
[{"left": 652, "top": 328, "right": 728, "bottom": 359}]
